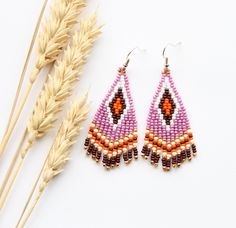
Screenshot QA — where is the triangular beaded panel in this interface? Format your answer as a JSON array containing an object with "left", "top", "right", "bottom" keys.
[
  {"left": 141, "top": 68, "right": 197, "bottom": 171},
  {"left": 84, "top": 67, "right": 138, "bottom": 169}
]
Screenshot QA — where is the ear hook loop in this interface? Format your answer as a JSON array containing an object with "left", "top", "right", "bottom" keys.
[
  {"left": 123, "top": 47, "right": 146, "bottom": 68},
  {"left": 162, "top": 42, "right": 182, "bottom": 67}
]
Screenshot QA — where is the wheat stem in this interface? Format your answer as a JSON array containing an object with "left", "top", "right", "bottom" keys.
[
  {"left": 0, "top": 130, "right": 27, "bottom": 198},
  {"left": 0, "top": 157, "right": 24, "bottom": 209},
  {"left": 3, "top": 0, "right": 48, "bottom": 140},
  {"left": 0, "top": 140, "right": 33, "bottom": 209},
  {"left": 16, "top": 157, "right": 47, "bottom": 228},
  {"left": 0, "top": 64, "right": 53, "bottom": 200},
  {"left": 18, "top": 187, "right": 45, "bottom": 228},
  {"left": 0, "top": 83, "right": 34, "bottom": 158},
  {"left": 16, "top": 122, "right": 63, "bottom": 227}
]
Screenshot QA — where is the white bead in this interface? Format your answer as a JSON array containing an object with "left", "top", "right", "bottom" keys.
[
  {"left": 187, "top": 129, "right": 192, "bottom": 134},
  {"left": 176, "top": 139, "right": 180, "bottom": 144},
  {"left": 114, "top": 151, "right": 119, "bottom": 157},
  {"left": 172, "top": 152, "right": 177, "bottom": 156},
  {"left": 152, "top": 147, "right": 157, "bottom": 152},
  {"left": 94, "top": 143, "right": 98, "bottom": 148},
  {"left": 123, "top": 148, "right": 128, "bottom": 153},
  {"left": 108, "top": 154, "right": 112, "bottom": 158}
]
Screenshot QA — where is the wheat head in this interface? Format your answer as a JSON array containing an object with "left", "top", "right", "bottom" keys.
[
  {"left": 30, "top": 0, "right": 86, "bottom": 83},
  {"left": 22, "top": 13, "right": 101, "bottom": 158},
  {"left": 41, "top": 95, "right": 88, "bottom": 189}
]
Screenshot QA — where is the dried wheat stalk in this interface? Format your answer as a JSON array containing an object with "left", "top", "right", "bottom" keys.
[
  {"left": 0, "top": 0, "right": 86, "bottom": 158},
  {"left": 4, "top": 0, "right": 49, "bottom": 140},
  {"left": 0, "top": 0, "right": 49, "bottom": 200},
  {"left": 0, "top": 13, "right": 101, "bottom": 209},
  {"left": 17, "top": 96, "right": 89, "bottom": 228}
]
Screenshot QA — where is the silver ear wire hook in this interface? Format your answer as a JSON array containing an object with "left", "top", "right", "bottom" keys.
[
  {"left": 162, "top": 42, "right": 182, "bottom": 67},
  {"left": 123, "top": 47, "right": 146, "bottom": 68}
]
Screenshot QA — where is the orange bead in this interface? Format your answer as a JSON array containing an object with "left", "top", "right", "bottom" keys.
[
  {"left": 158, "top": 139, "right": 162, "bottom": 146},
  {"left": 105, "top": 142, "right": 109, "bottom": 147},
  {"left": 162, "top": 142, "right": 167, "bottom": 149},
  {"left": 114, "top": 142, "right": 119, "bottom": 149},
  {"left": 109, "top": 144, "right": 114, "bottom": 150},
  {"left": 153, "top": 138, "right": 158, "bottom": 145}
]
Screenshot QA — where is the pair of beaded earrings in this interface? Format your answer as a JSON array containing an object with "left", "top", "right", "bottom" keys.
[{"left": 84, "top": 44, "right": 197, "bottom": 171}]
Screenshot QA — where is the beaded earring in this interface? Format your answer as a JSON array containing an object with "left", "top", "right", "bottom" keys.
[
  {"left": 142, "top": 43, "right": 197, "bottom": 171},
  {"left": 84, "top": 50, "right": 138, "bottom": 169}
]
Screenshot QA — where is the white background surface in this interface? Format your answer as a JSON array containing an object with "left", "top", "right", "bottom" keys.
[{"left": 0, "top": 0, "right": 236, "bottom": 227}]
